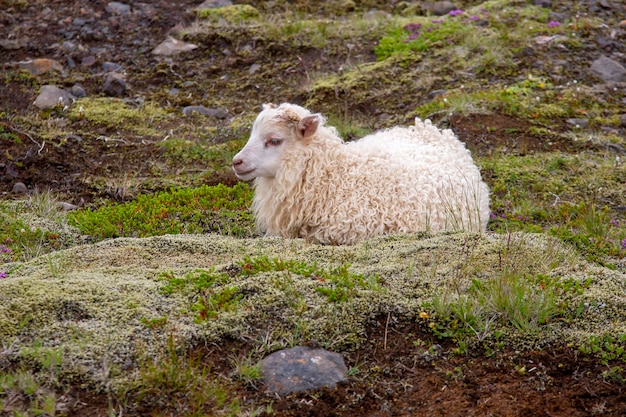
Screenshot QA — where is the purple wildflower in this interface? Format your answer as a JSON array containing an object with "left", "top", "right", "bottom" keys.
[
  {"left": 500, "top": 213, "right": 507, "bottom": 219},
  {"left": 408, "top": 34, "right": 419, "bottom": 40},
  {"left": 621, "top": 238, "right": 626, "bottom": 249},
  {"left": 4, "top": 238, "right": 12, "bottom": 244},
  {"left": 469, "top": 15, "right": 480, "bottom": 21},
  {"left": 403, "top": 23, "right": 422, "bottom": 34},
  {"left": 548, "top": 21, "right": 561, "bottom": 28},
  {"left": 0, "top": 271, "right": 6, "bottom": 279},
  {"left": 609, "top": 219, "right": 620, "bottom": 228},
  {"left": 490, "top": 213, "right": 498, "bottom": 220},
  {"left": 449, "top": 9, "right": 464, "bottom": 16},
  {"left": 0, "top": 244, "right": 12, "bottom": 254},
  {"left": 431, "top": 19, "right": 444, "bottom": 24}
]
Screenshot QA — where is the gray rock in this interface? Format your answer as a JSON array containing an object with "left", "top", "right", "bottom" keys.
[
  {"left": 33, "top": 85, "right": 75, "bottom": 109},
  {"left": 106, "top": 2, "right": 131, "bottom": 15},
  {"left": 152, "top": 37, "right": 198, "bottom": 56},
  {"left": 259, "top": 346, "right": 348, "bottom": 395},
  {"left": 182, "top": 106, "right": 229, "bottom": 119},
  {"left": 589, "top": 56, "right": 626, "bottom": 83},
  {"left": 103, "top": 61, "right": 123, "bottom": 72},
  {"left": 12, "top": 182, "right": 28, "bottom": 194},
  {"left": 70, "top": 84, "right": 87, "bottom": 98},
  {"left": 58, "top": 202, "right": 79, "bottom": 211},
  {"left": 102, "top": 72, "right": 127, "bottom": 97},
  {"left": 421, "top": 1, "right": 457, "bottom": 16},
  {"left": 196, "top": 0, "right": 233, "bottom": 9},
  {"left": 0, "top": 39, "right": 26, "bottom": 50},
  {"left": 533, "top": 0, "right": 551, "bottom": 7},
  {"left": 428, "top": 89, "right": 447, "bottom": 99},
  {"left": 248, "top": 63, "right": 261, "bottom": 75},
  {"left": 566, "top": 118, "right": 589, "bottom": 128}
]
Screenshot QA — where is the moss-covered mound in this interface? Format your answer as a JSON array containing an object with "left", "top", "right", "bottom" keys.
[{"left": 1, "top": 232, "right": 624, "bottom": 391}]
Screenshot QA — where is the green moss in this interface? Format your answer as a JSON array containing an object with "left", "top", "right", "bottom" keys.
[
  {"left": 68, "top": 97, "right": 173, "bottom": 137},
  {"left": 196, "top": 4, "right": 260, "bottom": 23},
  {"left": 1, "top": 232, "right": 624, "bottom": 393},
  {"left": 68, "top": 183, "right": 255, "bottom": 239}
]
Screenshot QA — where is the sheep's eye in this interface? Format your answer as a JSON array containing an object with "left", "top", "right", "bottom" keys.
[{"left": 266, "top": 138, "right": 283, "bottom": 147}]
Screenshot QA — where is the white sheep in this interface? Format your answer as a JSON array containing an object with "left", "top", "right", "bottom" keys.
[{"left": 232, "top": 103, "right": 490, "bottom": 245}]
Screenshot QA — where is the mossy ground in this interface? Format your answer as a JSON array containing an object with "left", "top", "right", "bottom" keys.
[{"left": 1, "top": 0, "right": 626, "bottom": 415}]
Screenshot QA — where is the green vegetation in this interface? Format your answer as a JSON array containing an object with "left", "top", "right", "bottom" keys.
[
  {"left": 67, "top": 97, "right": 173, "bottom": 137},
  {"left": 68, "top": 183, "right": 255, "bottom": 239},
  {"left": 196, "top": 4, "right": 260, "bottom": 22},
  {"left": 160, "top": 269, "right": 243, "bottom": 322},
  {"left": 238, "top": 255, "right": 383, "bottom": 303}
]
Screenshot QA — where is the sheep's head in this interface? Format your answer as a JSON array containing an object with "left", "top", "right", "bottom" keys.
[{"left": 232, "top": 103, "right": 322, "bottom": 180}]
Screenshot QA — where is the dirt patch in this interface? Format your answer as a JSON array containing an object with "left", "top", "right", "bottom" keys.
[{"left": 448, "top": 113, "right": 592, "bottom": 156}]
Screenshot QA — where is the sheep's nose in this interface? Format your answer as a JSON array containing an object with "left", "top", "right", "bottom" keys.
[{"left": 233, "top": 158, "right": 243, "bottom": 167}]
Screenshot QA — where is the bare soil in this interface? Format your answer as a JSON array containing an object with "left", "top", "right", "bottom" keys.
[{"left": 1, "top": 0, "right": 625, "bottom": 415}]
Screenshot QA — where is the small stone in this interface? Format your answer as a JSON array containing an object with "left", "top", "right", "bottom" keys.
[
  {"left": 566, "top": 118, "right": 589, "bottom": 128},
  {"left": 182, "top": 106, "right": 229, "bottom": 119},
  {"left": 58, "top": 202, "right": 79, "bottom": 211},
  {"left": 102, "top": 72, "right": 127, "bottom": 97},
  {"left": 62, "top": 41, "right": 77, "bottom": 52},
  {"left": 0, "top": 39, "right": 26, "bottom": 50},
  {"left": 80, "top": 56, "right": 96, "bottom": 67},
  {"left": 70, "top": 84, "right": 87, "bottom": 98},
  {"left": 33, "top": 85, "right": 75, "bottom": 109},
  {"left": 589, "top": 56, "right": 626, "bottom": 83},
  {"left": 18, "top": 58, "right": 63, "bottom": 75},
  {"left": 428, "top": 89, "right": 446, "bottom": 99},
  {"left": 103, "top": 61, "right": 123, "bottom": 72},
  {"left": 195, "top": 0, "right": 233, "bottom": 9},
  {"left": 259, "top": 346, "right": 348, "bottom": 395},
  {"left": 106, "top": 2, "right": 131, "bottom": 15},
  {"left": 248, "top": 63, "right": 261, "bottom": 75},
  {"left": 532, "top": 0, "right": 551, "bottom": 7},
  {"left": 421, "top": 1, "right": 457, "bottom": 16},
  {"left": 152, "top": 37, "right": 198, "bottom": 56},
  {"left": 12, "top": 182, "right": 28, "bottom": 194}
]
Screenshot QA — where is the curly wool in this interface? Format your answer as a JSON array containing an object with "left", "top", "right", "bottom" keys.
[{"left": 242, "top": 104, "right": 490, "bottom": 245}]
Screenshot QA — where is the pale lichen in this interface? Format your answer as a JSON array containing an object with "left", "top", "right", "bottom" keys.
[{"left": 1, "top": 232, "right": 624, "bottom": 391}]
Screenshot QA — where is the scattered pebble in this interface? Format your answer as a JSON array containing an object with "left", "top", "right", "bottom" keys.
[
  {"left": 196, "top": 0, "right": 233, "bottom": 9},
  {"left": 182, "top": 106, "right": 229, "bottom": 119},
  {"left": 102, "top": 72, "right": 127, "bottom": 96},
  {"left": 589, "top": 55, "right": 626, "bottom": 82},
  {"left": 106, "top": 2, "right": 131, "bottom": 15},
  {"left": 18, "top": 58, "right": 63, "bottom": 75},
  {"left": 58, "top": 202, "right": 79, "bottom": 211},
  {"left": 248, "top": 63, "right": 261, "bottom": 75},
  {"left": 70, "top": 84, "right": 87, "bottom": 98},
  {"left": 103, "top": 61, "right": 123, "bottom": 72},
  {"left": 12, "top": 182, "right": 28, "bottom": 194},
  {"left": 420, "top": 1, "right": 458, "bottom": 16},
  {"left": 152, "top": 37, "right": 198, "bottom": 56},
  {"left": 566, "top": 118, "right": 589, "bottom": 128},
  {"left": 34, "top": 85, "right": 75, "bottom": 109}
]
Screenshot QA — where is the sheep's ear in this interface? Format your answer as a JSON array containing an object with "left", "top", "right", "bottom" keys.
[
  {"left": 297, "top": 115, "right": 320, "bottom": 139},
  {"left": 262, "top": 103, "right": 276, "bottom": 110}
]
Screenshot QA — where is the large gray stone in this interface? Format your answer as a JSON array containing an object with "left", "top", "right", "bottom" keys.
[
  {"left": 260, "top": 346, "right": 348, "bottom": 395},
  {"left": 589, "top": 56, "right": 626, "bottom": 83},
  {"left": 33, "top": 85, "right": 75, "bottom": 109}
]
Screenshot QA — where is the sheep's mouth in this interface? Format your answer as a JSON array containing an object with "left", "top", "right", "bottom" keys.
[{"left": 234, "top": 168, "right": 256, "bottom": 178}]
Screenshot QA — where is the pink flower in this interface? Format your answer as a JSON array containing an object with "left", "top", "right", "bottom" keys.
[
  {"left": 548, "top": 21, "right": 561, "bottom": 28},
  {"left": 0, "top": 271, "right": 6, "bottom": 279},
  {"left": 449, "top": 9, "right": 464, "bottom": 16}
]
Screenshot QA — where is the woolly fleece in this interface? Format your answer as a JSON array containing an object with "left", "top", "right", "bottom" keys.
[{"left": 233, "top": 103, "right": 490, "bottom": 245}]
